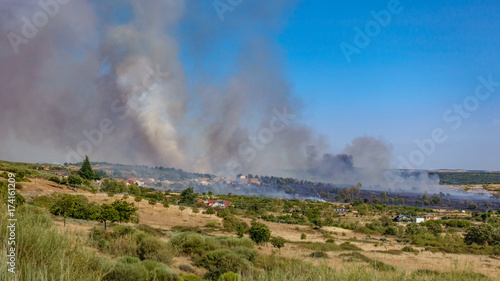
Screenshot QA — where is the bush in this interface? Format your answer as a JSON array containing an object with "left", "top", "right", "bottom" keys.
[
  {"left": 195, "top": 249, "right": 252, "bottom": 280},
  {"left": 181, "top": 275, "right": 202, "bottom": 281},
  {"left": 249, "top": 223, "right": 271, "bottom": 244},
  {"left": 103, "top": 260, "right": 149, "bottom": 281},
  {"left": 137, "top": 236, "right": 174, "bottom": 264},
  {"left": 218, "top": 272, "right": 241, "bottom": 281},
  {"left": 309, "top": 251, "right": 329, "bottom": 258},
  {"left": 301, "top": 233, "right": 307, "bottom": 240},
  {"left": 401, "top": 246, "right": 418, "bottom": 253},
  {"left": 232, "top": 246, "right": 258, "bottom": 262},
  {"left": 169, "top": 232, "right": 218, "bottom": 256},
  {"left": 142, "top": 260, "right": 178, "bottom": 281},
  {"left": 49, "top": 176, "right": 61, "bottom": 184},
  {"left": 179, "top": 263, "right": 195, "bottom": 273}
]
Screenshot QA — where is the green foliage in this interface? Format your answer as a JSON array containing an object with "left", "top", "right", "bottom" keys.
[
  {"left": 49, "top": 175, "right": 61, "bottom": 184},
  {"left": 309, "top": 251, "right": 329, "bottom": 258},
  {"left": 218, "top": 272, "right": 241, "bottom": 281},
  {"left": 270, "top": 236, "right": 286, "bottom": 254},
  {"left": 442, "top": 220, "right": 471, "bottom": 228},
  {"left": 100, "top": 204, "right": 119, "bottom": 229},
  {"left": 180, "top": 187, "right": 197, "bottom": 204},
  {"left": 206, "top": 206, "right": 216, "bottom": 216},
  {"left": 195, "top": 249, "right": 252, "bottom": 280},
  {"left": 249, "top": 223, "right": 271, "bottom": 244},
  {"left": 300, "top": 233, "right": 307, "bottom": 240},
  {"left": 0, "top": 204, "right": 111, "bottom": 280},
  {"left": 68, "top": 174, "right": 83, "bottom": 186},
  {"left": 402, "top": 246, "right": 419, "bottom": 253},
  {"left": 113, "top": 199, "right": 139, "bottom": 223},
  {"left": 78, "top": 155, "right": 97, "bottom": 180},
  {"left": 464, "top": 224, "right": 500, "bottom": 246},
  {"left": 181, "top": 275, "right": 202, "bottom": 281}
]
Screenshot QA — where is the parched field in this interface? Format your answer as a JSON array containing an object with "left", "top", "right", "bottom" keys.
[{"left": 18, "top": 179, "right": 500, "bottom": 280}]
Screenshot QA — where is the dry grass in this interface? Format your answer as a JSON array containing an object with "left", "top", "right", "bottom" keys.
[{"left": 17, "top": 179, "right": 500, "bottom": 280}]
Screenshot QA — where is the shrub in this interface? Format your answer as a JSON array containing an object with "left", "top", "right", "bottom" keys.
[
  {"left": 325, "top": 239, "right": 335, "bottom": 243},
  {"left": 249, "top": 223, "right": 271, "bottom": 244},
  {"left": 301, "top": 233, "right": 307, "bottom": 240},
  {"left": 179, "top": 263, "right": 195, "bottom": 273},
  {"left": 169, "top": 232, "right": 218, "bottom": 256},
  {"left": 401, "top": 246, "right": 418, "bottom": 254},
  {"left": 218, "top": 272, "right": 241, "bottom": 281},
  {"left": 232, "top": 246, "right": 258, "bottom": 262},
  {"left": 142, "top": 260, "right": 178, "bottom": 281},
  {"left": 181, "top": 275, "right": 202, "bottom": 281},
  {"left": 103, "top": 260, "right": 149, "bottom": 281},
  {"left": 195, "top": 249, "right": 252, "bottom": 280},
  {"left": 137, "top": 236, "right": 174, "bottom": 264},
  {"left": 309, "top": 251, "right": 329, "bottom": 259},
  {"left": 49, "top": 176, "right": 61, "bottom": 184}
]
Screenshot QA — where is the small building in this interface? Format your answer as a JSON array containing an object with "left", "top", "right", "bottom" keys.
[
  {"left": 415, "top": 217, "right": 425, "bottom": 224},
  {"left": 393, "top": 214, "right": 411, "bottom": 223},
  {"left": 423, "top": 215, "right": 440, "bottom": 222},
  {"left": 334, "top": 208, "right": 347, "bottom": 216}
]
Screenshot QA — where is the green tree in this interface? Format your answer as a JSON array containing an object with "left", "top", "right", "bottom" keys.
[
  {"left": 100, "top": 204, "right": 119, "bottom": 230},
  {"left": 464, "top": 224, "right": 500, "bottom": 246},
  {"left": 68, "top": 174, "right": 83, "bottom": 186},
  {"left": 135, "top": 196, "right": 142, "bottom": 206},
  {"left": 148, "top": 198, "right": 157, "bottom": 209},
  {"left": 270, "top": 236, "right": 286, "bottom": 255},
  {"left": 180, "top": 187, "right": 197, "bottom": 204},
  {"left": 112, "top": 200, "right": 138, "bottom": 223},
  {"left": 206, "top": 207, "right": 216, "bottom": 217},
  {"left": 78, "top": 155, "right": 95, "bottom": 180},
  {"left": 192, "top": 206, "right": 200, "bottom": 216},
  {"left": 162, "top": 201, "right": 170, "bottom": 209},
  {"left": 249, "top": 223, "right": 271, "bottom": 244}
]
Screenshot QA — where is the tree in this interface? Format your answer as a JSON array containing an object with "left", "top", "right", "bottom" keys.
[
  {"left": 180, "top": 187, "right": 197, "bottom": 204},
  {"left": 162, "top": 201, "right": 170, "bottom": 209},
  {"left": 100, "top": 204, "right": 119, "bottom": 230},
  {"left": 270, "top": 236, "right": 286, "bottom": 255},
  {"left": 235, "top": 222, "right": 249, "bottom": 238},
  {"left": 464, "top": 225, "right": 500, "bottom": 246},
  {"left": 112, "top": 200, "right": 138, "bottom": 223},
  {"left": 249, "top": 223, "right": 271, "bottom": 244},
  {"left": 68, "top": 174, "right": 83, "bottom": 186},
  {"left": 134, "top": 196, "right": 142, "bottom": 206},
  {"left": 206, "top": 207, "right": 216, "bottom": 217},
  {"left": 192, "top": 206, "right": 200, "bottom": 216},
  {"left": 148, "top": 198, "right": 157, "bottom": 209},
  {"left": 78, "top": 155, "right": 95, "bottom": 180}
]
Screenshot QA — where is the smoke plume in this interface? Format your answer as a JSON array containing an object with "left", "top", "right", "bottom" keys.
[{"left": 0, "top": 0, "right": 439, "bottom": 192}]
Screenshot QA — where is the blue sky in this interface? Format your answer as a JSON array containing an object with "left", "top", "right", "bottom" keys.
[
  {"left": 92, "top": 0, "right": 500, "bottom": 171},
  {"left": 270, "top": 0, "right": 500, "bottom": 170}
]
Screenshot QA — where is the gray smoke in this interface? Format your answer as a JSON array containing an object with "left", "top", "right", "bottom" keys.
[{"left": 0, "top": 0, "right": 439, "bottom": 193}]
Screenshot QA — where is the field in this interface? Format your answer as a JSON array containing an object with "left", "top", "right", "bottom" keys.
[
  {"left": 2, "top": 160, "right": 499, "bottom": 281},
  {"left": 17, "top": 183, "right": 500, "bottom": 280}
]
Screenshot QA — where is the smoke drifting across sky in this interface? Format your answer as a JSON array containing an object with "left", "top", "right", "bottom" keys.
[{"left": 0, "top": 0, "right": 438, "bottom": 191}]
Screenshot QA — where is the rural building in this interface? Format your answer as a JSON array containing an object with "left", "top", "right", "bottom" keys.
[
  {"left": 423, "top": 215, "right": 440, "bottom": 222},
  {"left": 415, "top": 217, "right": 425, "bottom": 223},
  {"left": 393, "top": 214, "right": 411, "bottom": 223},
  {"left": 334, "top": 207, "right": 347, "bottom": 216},
  {"left": 198, "top": 199, "right": 231, "bottom": 209}
]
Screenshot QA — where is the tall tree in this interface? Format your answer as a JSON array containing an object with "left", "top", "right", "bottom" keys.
[
  {"left": 78, "top": 155, "right": 95, "bottom": 180},
  {"left": 100, "top": 204, "right": 119, "bottom": 230},
  {"left": 180, "top": 187, "right": 197, "bottom": 204}
]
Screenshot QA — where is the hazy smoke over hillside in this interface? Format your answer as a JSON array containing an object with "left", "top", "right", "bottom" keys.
[{"left": 0, "top": 0, "right": 438, "bottom": 191}]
